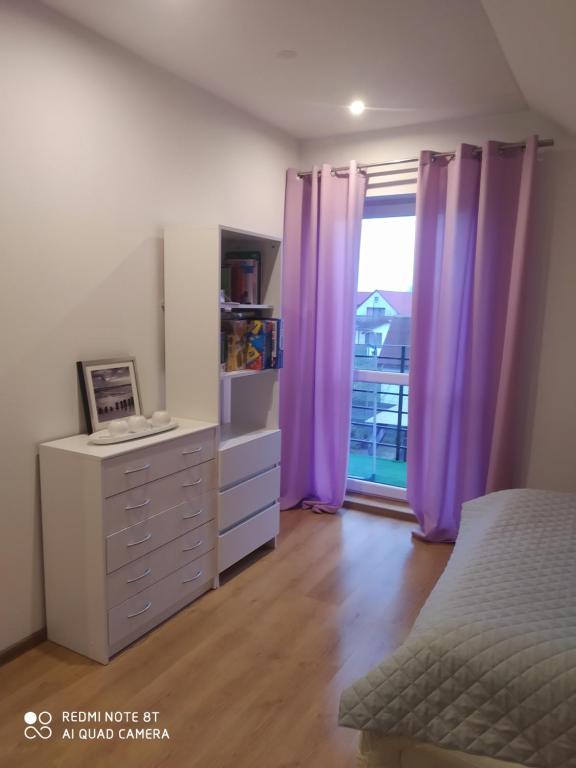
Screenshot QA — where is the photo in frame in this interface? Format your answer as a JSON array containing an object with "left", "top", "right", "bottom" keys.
[{"left": 77, "top": 357, "right": 142, "bottom": 433}]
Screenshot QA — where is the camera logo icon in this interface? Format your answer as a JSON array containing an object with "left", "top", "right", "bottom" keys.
[{"left": 24, "top": 711, "right": 53, "bottom": 740}]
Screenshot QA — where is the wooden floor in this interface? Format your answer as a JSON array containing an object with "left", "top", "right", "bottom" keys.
[{"left": 0, "top": 509, "right": 452, "bottom": 768}]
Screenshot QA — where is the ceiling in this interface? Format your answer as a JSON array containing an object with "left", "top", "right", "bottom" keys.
[
  {"left": 38, "top": 0, "right": 573, "bottom": 140},
  {"left": 482, "top": 0, "right": 576, "bottom": 139}
]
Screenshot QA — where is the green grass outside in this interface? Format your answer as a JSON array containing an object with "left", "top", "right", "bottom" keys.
[{"left": 348, "top": 453, "right": 407, "bottom": 488}]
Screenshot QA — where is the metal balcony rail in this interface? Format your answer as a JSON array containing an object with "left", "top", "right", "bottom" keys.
[{"left": 354, "top": 344, "right": 410, "bottom": 372}]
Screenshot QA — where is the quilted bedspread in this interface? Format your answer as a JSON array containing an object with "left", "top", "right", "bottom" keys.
[{"left": 339, "top": 490, "right": 576, "bottom": 768}]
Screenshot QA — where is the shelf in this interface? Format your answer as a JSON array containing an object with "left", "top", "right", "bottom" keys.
[
  {"left": 221, "top": 368, "right": 276, "bottom": 380},
  {"left": 219, "top": 424, "right": 281, "bottom": 452},
  {"left": 220, "top": 303, "right": 273, "bottom": 312}
]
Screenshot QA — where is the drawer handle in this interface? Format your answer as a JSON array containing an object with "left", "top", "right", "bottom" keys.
[
  {"left": 183, "top": 509, "right": 202, "bottom": 520},
  {"left": 126, "top": 532, "right": 152, "bottom": 547},
  {"left": 182, "top": 570, "right": 202, "bottom": 584},
  {"left": 183, "top": 540, "right": 203, "bottom": 552},
  {"left": 182, "top": 447, "right": 202, "bottom": 455},
  {"left": 182, "top": 478, "right": 202, "bottom": 488},
  {"left": 127, "top": 601, "right": 152, "bottom": 618},
  {"left": 125, "top": 498, "right": 151, "bottom": 511},
  {"left": 126, "top": 567, "right": 152, "bottom": 584},
  {"left": 124, "top": 463, "right": 151, "bottom": 475}
]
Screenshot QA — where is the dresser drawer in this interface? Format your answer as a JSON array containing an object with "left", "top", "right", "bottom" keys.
[
  {"left": 106, "top": 491, "right": 215, "bottom": 573},
  {"left": 218, "top": 501, "right": 279, "bottom": 573},
  {"left": 103, "top": 461, "right": 216, "bottom": 535},
  {"left": 219, "top": 466, "right": 280, "bottom": 532},
  {"left": 102, "top": 428, "right": 216, "bottom": 498},
  {"left": 107, "top": 550, "right": 216, "bottom": 648},
  {"left": 106, "top": 521, "right": 216, "bottom": 607},
  {"left": 219, "top": 430, "right": 280, "bottom": 489}
]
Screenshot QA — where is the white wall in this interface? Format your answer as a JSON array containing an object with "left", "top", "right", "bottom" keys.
[
  {"left": 0, "top": 0, "right": 297, "bottom": 652},
  {"left": 302, "top": 110, "right": 576, "bottom": 495}
]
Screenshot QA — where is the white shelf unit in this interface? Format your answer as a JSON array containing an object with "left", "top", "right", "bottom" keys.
[
  {"left": 164, "top": 225, "right": 282, "bottom": 574},
  {"left": 220, "top": 368, "right": 276, "bottom": 380},
  {"left": 220, "top": 303, "right": 273, "bottom": 312}
]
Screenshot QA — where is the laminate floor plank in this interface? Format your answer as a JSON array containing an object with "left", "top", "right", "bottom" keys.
[{"left": 0, "top": 508, "right": 452, "bottom": 768}]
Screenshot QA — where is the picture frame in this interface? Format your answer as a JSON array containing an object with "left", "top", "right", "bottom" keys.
[{"left": 77, "top": 357, "right": 142, "bottom": 434}]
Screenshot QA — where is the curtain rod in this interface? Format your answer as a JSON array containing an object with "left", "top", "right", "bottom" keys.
[{"left": 296, "top": 138, "right": 554, "bottom": 178}]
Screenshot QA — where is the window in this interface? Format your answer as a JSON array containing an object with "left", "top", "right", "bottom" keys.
[
  {"left": 367, "top": 306, "right": 388, "bottom": 318},
  {"left": 348, "top": 195, "right": 416, "bottom": 500}
]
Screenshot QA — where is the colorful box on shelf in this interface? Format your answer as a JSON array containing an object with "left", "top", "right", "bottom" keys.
[
  {"left": 246, "top": 320, "right": 266, "bottom": 370},
  {"left": 220, "top": 318, "right": 283, "bottom": 373}
]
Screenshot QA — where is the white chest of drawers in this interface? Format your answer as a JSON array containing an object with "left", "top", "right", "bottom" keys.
[
  {"left": 39, "top": 419, "right": 218, "bottom": 663},
  {"left": 217, "top": 427, "right": 281, "bottom": 572}
]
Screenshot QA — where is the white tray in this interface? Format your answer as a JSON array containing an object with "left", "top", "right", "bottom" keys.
[{"left": 88, "top": 419, "right": 178, "bottom": 445}]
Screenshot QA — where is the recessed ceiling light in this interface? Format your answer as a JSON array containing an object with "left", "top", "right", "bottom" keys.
[{"left": 349, "top": 100, "right": 366, "bottom": 115}]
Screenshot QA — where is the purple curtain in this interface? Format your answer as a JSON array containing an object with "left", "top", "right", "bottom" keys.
[
  {"left": 280, "top": 163, "right": 367, "bottom": 512},
  {"left": 408, "top": 137, "right": 538, "bottom": 542}
]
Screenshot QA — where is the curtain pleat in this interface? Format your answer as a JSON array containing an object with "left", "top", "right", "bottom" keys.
[
  {"left": 280, "top": 164, "right": 367, "bottom": 512},
  {"left": 408, "top": 137, "right": 538, "bottom": 541}
]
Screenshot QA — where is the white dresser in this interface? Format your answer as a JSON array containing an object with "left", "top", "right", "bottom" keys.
[{"left": 39, "top": 419, "right": 218, "bottom": 663}]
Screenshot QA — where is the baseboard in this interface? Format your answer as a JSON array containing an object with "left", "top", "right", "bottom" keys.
[
  {"left": 344, "top": 492, "right": 416, "bottom": 522},
  {"left": 0, "top": 628, "right": 47, "bottom": 666}
]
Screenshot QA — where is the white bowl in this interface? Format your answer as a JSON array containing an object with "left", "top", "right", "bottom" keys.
[
  {"left": 127, "top": 415, "right": 150, "bottom": 433},
  {"left": 108, "top": 419, "right": 129, "bottom": 435},
  {"left": 151, "top": 410, "right": 171, "bottom": 427}
]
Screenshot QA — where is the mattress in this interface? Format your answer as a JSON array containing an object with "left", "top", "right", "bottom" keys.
[{"left": 340, "top": 490, "right": 576, "bottom": 768}]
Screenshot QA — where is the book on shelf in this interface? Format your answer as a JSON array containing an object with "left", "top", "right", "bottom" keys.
[
  {"left": 221, "top": 267, "right": 232, "bottom": 301},
  {"left": 265, "top": 318, "right": 283, "bottom": 369},
  {"left": 220, "top": 330, "right": 227, "bottom": 372},
  {"left": 222, "top": 251, "right": 261, "bottom": 305}
]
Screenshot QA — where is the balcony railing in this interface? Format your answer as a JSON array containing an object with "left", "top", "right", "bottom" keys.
[
  {"left": 353, "top": 344, "right": 410, "bottom": 373},
  {"left": 348, "top": 344, "right": 409, "bottom": 489}
]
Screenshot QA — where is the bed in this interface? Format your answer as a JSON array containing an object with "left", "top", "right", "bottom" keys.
[{"left": 339, "top": 489, "right": 576, "bottom": 768}]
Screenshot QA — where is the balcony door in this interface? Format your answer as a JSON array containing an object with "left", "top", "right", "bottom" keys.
[{"left": 348, "top": 195, "right": 416, "bottom": 501}]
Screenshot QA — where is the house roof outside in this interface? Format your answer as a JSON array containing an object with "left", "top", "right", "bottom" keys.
[
  {"left": 383, "top": 316, "right": 411, "bottom": 347},
  {"left": 378, "top": 316, "right": 411, "bottom": 371},
  {"left": 356, "top": 290, "right": 412, "bottom": 317},
  {"left": 355, "top": 315, "right": 391, "bottom": 332}
]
